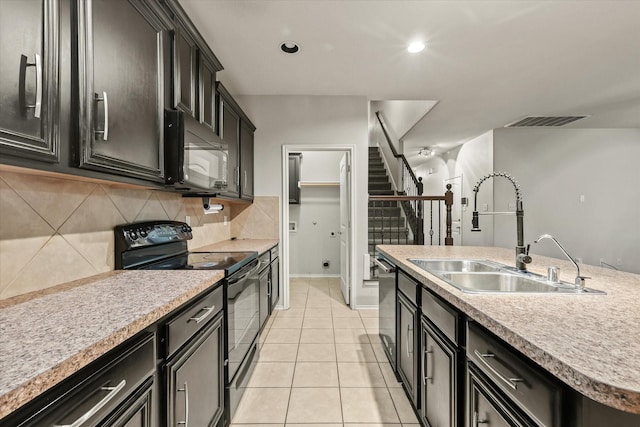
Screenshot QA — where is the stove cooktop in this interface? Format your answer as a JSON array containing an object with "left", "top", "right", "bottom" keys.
[{"left": 140, "top": 251, "right": 258, "bottom": 276}]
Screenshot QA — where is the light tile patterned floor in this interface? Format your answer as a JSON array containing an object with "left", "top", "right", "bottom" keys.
[{"left": 231, "top": 277, "right": 420, "bottom": 427}]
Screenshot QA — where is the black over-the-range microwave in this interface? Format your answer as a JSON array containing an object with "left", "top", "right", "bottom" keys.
[{"left": 164, "top": 109, "right": 230, "bottom": 193}]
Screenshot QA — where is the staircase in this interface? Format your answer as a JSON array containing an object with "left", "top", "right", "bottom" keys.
[{"left": 368, "top": 147, "right": 410, "bottom": 257}]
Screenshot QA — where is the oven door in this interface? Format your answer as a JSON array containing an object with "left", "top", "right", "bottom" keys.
[{"left": 226, "top": 260, "right": 261, "bottom": 381}]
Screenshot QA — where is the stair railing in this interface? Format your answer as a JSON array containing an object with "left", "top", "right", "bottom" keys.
[
  {"left": 369, "top": 184, "right": 454, "bottom": 247},
  {"left": 375, "top": 110, "right": 428, "bottom": 243}
]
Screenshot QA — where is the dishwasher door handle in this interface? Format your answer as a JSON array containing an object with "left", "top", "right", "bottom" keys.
[{"left": 374, "top": 258, "right": 395, "bottom": 274}]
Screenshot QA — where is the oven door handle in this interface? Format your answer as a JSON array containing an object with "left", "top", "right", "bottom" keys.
[{"left": 227, "top": 262, "right": 261, "bottom": 285}]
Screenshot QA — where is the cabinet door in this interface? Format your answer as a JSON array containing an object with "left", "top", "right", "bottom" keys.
[
  {"left": 270, "top": 257, "right": 280, "bottom": 311},
  {"left": 167, "top": 314, "right": 224, "bottom": 427},
  {"left": 397, "top": 292, "right": 418, "bottom": 405},
  {"left": 240, "top": 121, "right": 254, "bottom": 200},
  {"left": 173, "top": 25, "right": 196, "bottom": 116},
  {"left": 0, "top": 0, "right": 59, "bottom": 162},
  {"left": 467, "top": 366, "right": 529, "bottom": 427},
  {"left": 102, "top": 381, "right": 155, "bottom": 427},
  {"left": 199, "top": 56, "right": 216, "bottom": 131},
  {"left": 77, "top": 0, "right": 168, "bottom": 181},
  {"left": 218, "top": 98, "right": 239, "bottom": 196},
  {"left": 421, "top": 320, "right": 457, "bottom": 427}
]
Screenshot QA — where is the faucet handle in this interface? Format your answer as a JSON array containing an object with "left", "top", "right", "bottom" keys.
[{"left": 575, "top": 275, "right": 591, "bottom": 290}]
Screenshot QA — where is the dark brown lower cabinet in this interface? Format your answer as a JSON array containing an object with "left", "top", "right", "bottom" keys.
[
  {"left": 397, "top": 291, "right": 418, "bottom": 406},
  {"left": 420, "top": 318, "right": 458, "bottom": 427},
  {"left": 166, "top": 313, "right": 224, "bottom": 427},
  {"left": 467, "top": 364, "right": 531, "bottom": 427}
]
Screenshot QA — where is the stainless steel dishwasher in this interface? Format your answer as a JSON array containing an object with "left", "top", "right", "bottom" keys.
[{"left": 375, "top": 253, "right": 398, "bottom": 372}]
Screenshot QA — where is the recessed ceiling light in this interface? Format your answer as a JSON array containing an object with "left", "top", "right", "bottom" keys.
[
  {"left": 407, "top": 41, "right": 426, "bottom": 53},
  {"left": 280, "top": 41, "right": 300, "bottom": 54}
]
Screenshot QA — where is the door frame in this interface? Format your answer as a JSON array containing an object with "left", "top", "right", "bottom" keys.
[{"left": 281, "top": 144, "right": 356, "bottom": 310}]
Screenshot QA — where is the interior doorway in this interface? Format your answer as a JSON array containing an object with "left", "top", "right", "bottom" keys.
[{"left": 281, "top": 145, "right": 356, "bottom": 310}]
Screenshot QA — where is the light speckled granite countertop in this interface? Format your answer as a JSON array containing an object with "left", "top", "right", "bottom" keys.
[
  {"left": 377, "top": 245, "right": 640, "bottom": 415},
  {"left": 193, "top": 238, "right": 278, "bottom": 255},
  {"left": 0, "top": 269, "right": 224, "bottom": 419}
]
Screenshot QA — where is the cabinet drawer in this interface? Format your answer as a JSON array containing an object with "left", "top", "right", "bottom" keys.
[
  {"left": 270, "top": 244, "right": 279, "bottom": 261},
  {"left": 467, "top": 323, "right": 561, "bottom": 427},
  {"left": 398, "top": 270, "right": 418, "bottom": 305},
  {"left": 421, "top": 288, "right": 458, "bottom": 344},
  {"left": 166, "top": 284, "right": 223, "bottom": 357},
  {"left": 24, "top": 333, "right": 156, "bottom": 427}
]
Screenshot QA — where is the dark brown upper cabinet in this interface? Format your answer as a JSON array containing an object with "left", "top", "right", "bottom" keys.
[
  {"left": 173, "top": 24, "right": 197, "bottom": 116},
  {"left": 75, "top": 0, "right": 171, "bottom": 182},
  {"left": 0, "top": 0, "right": 60, "bottom": 163}
]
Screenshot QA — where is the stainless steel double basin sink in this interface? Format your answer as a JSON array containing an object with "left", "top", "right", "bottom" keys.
[{"left": 408, "top": 259, "right": 605, "bottom": 294}]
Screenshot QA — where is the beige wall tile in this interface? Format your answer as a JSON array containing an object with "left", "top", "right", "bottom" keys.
[
  {"left": 61, "top": 230, "right": 114, "bottom": 273},
  {"left": 59, "top": 186, "right": 127, "bottom": 233},
  {"left": 103, "top": 185, "right": 152, "bottom": 222},
  {"left": 0, "top": 234, "right": 97, "bottom": 299},
  {"left": 1, "top": 171, "right": 97, "bottom": 229},
  {"left": 134, "top": 194, "right": 170, "bottom": 222},
  {"left": 155, "top": 191, "right": 183, "bottom": 220}
]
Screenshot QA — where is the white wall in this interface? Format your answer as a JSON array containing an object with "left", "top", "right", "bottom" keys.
[
  {"left": 413, "top": 131, "right": 495, "bottom": 247},
  {"left": 493, "top": 128, "right": 640, "bottom": 274},
  {"left": 235, "top": 95, "right": 374, "bottom": 306},
  {"left": 289, "top": 151, "right": 343, "bottom": 276}
]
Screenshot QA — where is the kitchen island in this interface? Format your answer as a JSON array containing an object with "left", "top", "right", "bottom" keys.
[{"left": 377, "top": 244, "right": 640, "bottom": 417}]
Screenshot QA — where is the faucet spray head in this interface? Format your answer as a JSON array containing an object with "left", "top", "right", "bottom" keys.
[{"left": 471, "top": 211, "right": 481, "bottom": 231}]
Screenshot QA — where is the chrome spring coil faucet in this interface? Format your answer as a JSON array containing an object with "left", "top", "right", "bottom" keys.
[{"left": 471, "top": 172, "right": 532, "bottom": 271}]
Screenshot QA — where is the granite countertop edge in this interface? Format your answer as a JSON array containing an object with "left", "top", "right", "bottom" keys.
[{"left": 377, "top": 245, "right": 640, "bottom": 415}]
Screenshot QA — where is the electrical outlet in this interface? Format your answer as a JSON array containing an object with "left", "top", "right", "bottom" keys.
[
  {"left": 482, "top": 203, "right": 488, "bottom": 212},
  {"left": 223, "top": 215, "right": 228, "bottom": 226},
  {"left": 579, "top": 195, "right": 585, "bottom": 203},
  {"left": 575, "top": 257, "right": 582, "bottom": 264},
  {"left": 185, "top": 216, "right": 191, "bottom": 226},
  {"left": 508, "top": 202, "right": 516, "bottom": 211}
]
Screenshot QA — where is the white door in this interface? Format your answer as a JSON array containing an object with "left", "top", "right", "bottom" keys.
[
  {"left": 339, "top": 153, "right": 350, "bottom": 305},
  {"left": 444, "top": 175, "right": 463, "bottom": 246}
]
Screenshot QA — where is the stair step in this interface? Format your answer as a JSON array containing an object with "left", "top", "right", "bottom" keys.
[
  {"left": 368, "top": 238, "right": 412, "bottom": 245},
  {"left": 368, "top": 206, "right": 401, "bottom": 215},
  {"left": 368, "top": 182, "right": 392, "bottom": 191},
  {"left": 368, "top": 200, "right": 398, "bottom": 208},
  {"left": 369, "top": 189, "right": 395, "bottom": 196},
  {"left": 368, "top": 175, "right": 389, "bottom": 183},
  {"left": 369, "top": 217, "right": 406, "bottom": 227},
  {"left": 369, "top": 229, "right": 409, "bottom": 238}
]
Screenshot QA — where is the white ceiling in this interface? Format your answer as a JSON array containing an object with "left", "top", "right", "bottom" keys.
[{"left": 180, "top": 0, "right": 640, "bottom": 152}]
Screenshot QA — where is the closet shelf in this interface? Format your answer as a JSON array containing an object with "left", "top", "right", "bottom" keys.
[{"left": 298, "top": 181, "right": 340, "bottom": 187}]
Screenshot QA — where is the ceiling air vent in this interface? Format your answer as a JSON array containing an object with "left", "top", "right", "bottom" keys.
[{"left": 505, "top": 116, "right": 587, "bottom": 127}]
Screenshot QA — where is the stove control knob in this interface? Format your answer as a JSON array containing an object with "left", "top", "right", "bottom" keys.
[
  {"left": 129, "top": 230, "right": 138, "bottom": 240},
  {"left": 139, "top": 228, "right": 148, "bottom": 238},
  {"left": 186, "top": 225, "right": 192, "bottom": 232}
]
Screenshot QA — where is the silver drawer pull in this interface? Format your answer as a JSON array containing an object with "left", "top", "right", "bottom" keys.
[
  {"left": 474, "top": 349, "right": 525, "bottom": 390},
  {"left": 177, "top": 382, "right": 189, "bottom": 426},
  {"left": 423, "top": 347, "right": 434, "bottom": 385},
  {"left": 406, "top": 323, "right": 413, "bottom": 357},
  {"left": 473, "top": 411, "right": 489, "bottom": 426},
  {"left": 188, "top": 306, "right": 215, "bottom": 324},
  {"left": 94, "top": 91, "right": 109, "bottom": 141},
  {"left": 54, "top": 379, "right": 126, "bottom": 427},
  {"left": 19, "top": 53, "right": 42, "bottom": 118}
]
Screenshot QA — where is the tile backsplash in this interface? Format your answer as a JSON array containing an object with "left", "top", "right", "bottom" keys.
[{"left": 0, "top": 170, "right": 279, "bottom": 300}]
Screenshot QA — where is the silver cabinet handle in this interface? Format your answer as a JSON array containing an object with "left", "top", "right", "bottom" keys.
[
  {"left": 374, "top": 258, "right": 395, "bottom": 273},
  {"left": 406, "top": 323, "right": 413, "bottom": 357},
  {"left": 177, "top": 382, "right": 189, "bottom": 426},
  {"left": 474, "top": 349, "right": 524, "bottom": 390},
  {"left": 19, "top": 53, "right": 42, "bottom": 118},
  {"left": 54, "top": 379, "right": 126, "bottom": 427},
  {"left": 235, "top": 166, "right": 240, "bottom": 187},
  {"left": 423, "top": 347, "right": 433, "bottom": 385},
  {"left": 473, "top": 411, "right": 489, "bottom": 426},
  {"left": 188, "top": 306, "right": 215, "bottom": 324},
  {"left": 244, "top": 170, "right": 248, "bottom": 190},
  {"left": 94, "top": 91, "right": 109, "bottom": 141}
]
